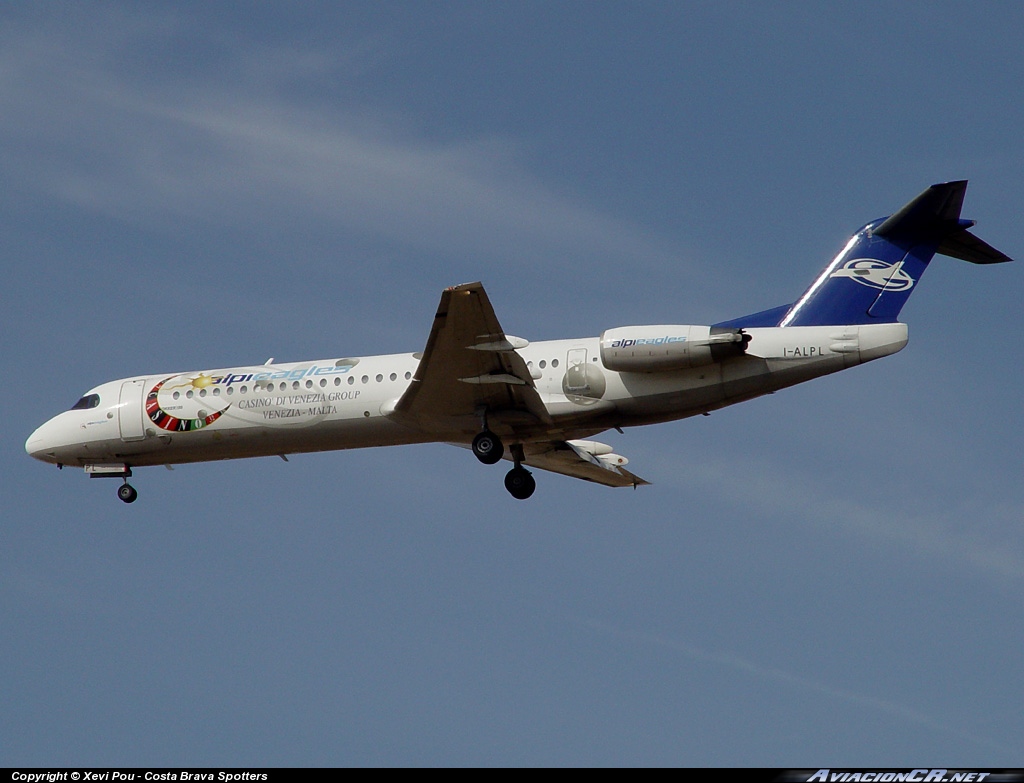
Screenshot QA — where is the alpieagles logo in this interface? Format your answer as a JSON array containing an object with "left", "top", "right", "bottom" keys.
[{"left": 830, "top": 258, "right": 915, "bottom": 292}]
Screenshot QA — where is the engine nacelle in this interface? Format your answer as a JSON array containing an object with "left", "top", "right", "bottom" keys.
[{"left": 599, "top": 325, "right": 747, "bottom": 372}]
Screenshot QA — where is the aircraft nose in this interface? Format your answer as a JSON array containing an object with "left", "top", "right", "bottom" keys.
[{"left": 25, "top": 416, "right": 71, "bottom": 464}]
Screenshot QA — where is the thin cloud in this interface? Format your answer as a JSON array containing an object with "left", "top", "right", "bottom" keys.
[
  {"left": 0, "top": 11, "right": 681, "bottom": 271},
  {"left": 578, "top": 617, "right": 1011, "bottom": 754},
  {"left": 656, "top": 453, "right": 1024, "bottom": 585}
]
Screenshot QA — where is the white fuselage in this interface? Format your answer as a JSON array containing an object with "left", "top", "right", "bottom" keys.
[{"left": 25, "top": 322, "right": 908, "bottom": 470}]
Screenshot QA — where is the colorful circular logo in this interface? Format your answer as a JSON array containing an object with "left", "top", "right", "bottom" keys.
[{"left": 145, "top": 376, "right": 230, "bottom": 432}]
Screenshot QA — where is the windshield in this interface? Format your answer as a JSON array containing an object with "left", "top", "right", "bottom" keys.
[{"left": 70, "top": 393, "right": 100, "bottom": 410}]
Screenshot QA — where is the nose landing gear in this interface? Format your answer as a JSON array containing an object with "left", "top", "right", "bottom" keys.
[
  {"left": 117, "top": 482, "right": 138, "bottom": 504},
  {"left": 85, "top": 464, "right": 139, "bottom": 504}
]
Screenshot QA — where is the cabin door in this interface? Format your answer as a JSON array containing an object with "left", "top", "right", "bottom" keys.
[{"left": 118, "top": 379, "right": 147, "bottom": 442}]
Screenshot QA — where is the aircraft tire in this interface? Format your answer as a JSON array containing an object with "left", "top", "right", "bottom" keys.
[
  {"left": 504, "top": 467, "right": 536, "bottom": 500},
  {"left": 472, "top": 430, "right": 504, "bottom": 465},
  {"left": 117, "top": 483, "right": 138, "bottom": 504}
]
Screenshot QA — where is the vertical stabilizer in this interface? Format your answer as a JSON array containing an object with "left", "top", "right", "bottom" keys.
[{"left": 777, "top": 181, "right": 1008, "bottom": 328}]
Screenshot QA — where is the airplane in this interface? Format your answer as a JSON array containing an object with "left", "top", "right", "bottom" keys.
[{"left": 26, "top": 180, "right": 1012, "bottom": 503}]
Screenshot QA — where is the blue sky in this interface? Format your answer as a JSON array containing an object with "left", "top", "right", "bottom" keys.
[{"left": 3, "top": 1, "right": 1023, "bottom": 766}]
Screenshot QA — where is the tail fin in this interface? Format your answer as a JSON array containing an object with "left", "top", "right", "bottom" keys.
[{"left": 778, "top": 181, "right": 1011, "bottom": 327}]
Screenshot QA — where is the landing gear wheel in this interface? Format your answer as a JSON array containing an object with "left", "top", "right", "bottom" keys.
[
  {"left": 504, "top": 467, "right": 536, "bottom": 500},
  {"left": 472, "top": 430, "right": 504, "bottom": 465},
  {"left": 117, "top": 483, "right": 138, "bottom": 504}
]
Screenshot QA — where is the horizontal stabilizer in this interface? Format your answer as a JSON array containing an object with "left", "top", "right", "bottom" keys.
[
  {"left": 874, "top": 180, "right": 969, "bottom": 242},
  {"left": 872, "top": 180, "right": 1012, "bottom": 264},
  {"left": 938, "top": 229, "right": 1013, "bottom": 264},
  {"left": 872, "top": 180, "right": 1012, "bottom": 263}
]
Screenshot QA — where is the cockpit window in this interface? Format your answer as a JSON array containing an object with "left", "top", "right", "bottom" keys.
[{"left": 70, "top": 394, "right": 100, "bottom": 410}]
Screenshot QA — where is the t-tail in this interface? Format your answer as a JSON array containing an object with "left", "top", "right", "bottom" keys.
[{"left": 721, "top": 181, "right": 1012, "bottom": 330}]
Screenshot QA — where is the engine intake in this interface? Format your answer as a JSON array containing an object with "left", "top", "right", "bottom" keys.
[{"left": 599, "top": 325, "right": 747, "bottom": 372}]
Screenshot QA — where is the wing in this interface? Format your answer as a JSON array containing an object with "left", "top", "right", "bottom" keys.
[
  {"left": 522, "top": 439, "right": 650, "bottom": 488},
  {"left": 391, "top": 282, "right": 550, "bottom": 433}
]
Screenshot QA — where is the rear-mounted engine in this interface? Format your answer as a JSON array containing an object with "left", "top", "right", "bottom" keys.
[{"left": 599, "top": 325, "right": 748, "bottom": 372}]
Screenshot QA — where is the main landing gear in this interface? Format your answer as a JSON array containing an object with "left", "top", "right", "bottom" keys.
[
  {"left": 472, "top": 430, "right": 505, "bottom": 465},
  {"left": 472, "top": 429, "right": 536, "bottom": 500},
  {"left": 117, "top": 481, "right": 138, "bottom": 504},
  {"left": 504, "top": 464, "right": 536, "bottom": 500}
]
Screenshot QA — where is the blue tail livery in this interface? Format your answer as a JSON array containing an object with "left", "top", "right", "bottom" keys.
[{"left": 719, "top": 181, "right": 1012, "bottom": 330}]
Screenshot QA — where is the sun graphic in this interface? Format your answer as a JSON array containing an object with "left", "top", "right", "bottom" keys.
[{"left": 167, "top": 373, "right": 218, "bottom": 391}]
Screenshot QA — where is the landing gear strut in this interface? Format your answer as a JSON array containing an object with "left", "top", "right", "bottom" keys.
[
  {"left": 472, "top": 430, "right": 504, "bottom": 464},
  {"left": 117, "top": 482, "right": 138, "bottom": 504},
  {"left": 504, "top": 443, "right": 535, "bottom": 500}
]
